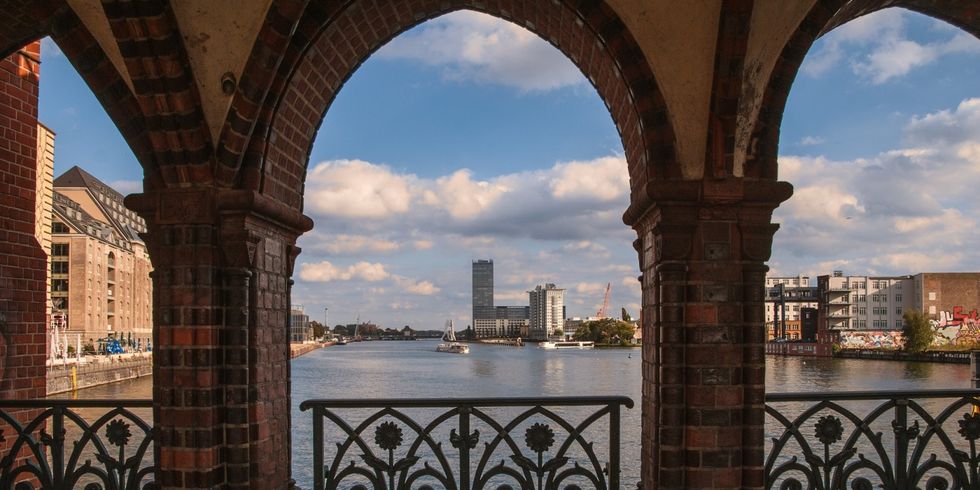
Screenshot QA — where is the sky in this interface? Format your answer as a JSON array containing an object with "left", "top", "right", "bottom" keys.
[{"left": 36, "top": 8, "right": 980, "bottom": 329}]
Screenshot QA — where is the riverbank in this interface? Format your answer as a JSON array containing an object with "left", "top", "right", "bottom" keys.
[
  {"left": 836, "top": 349, "right": 971, "bottom": 364},
  {"left": 47, "top": 353, "right": 152, "bottom": 395},
  {"left": 290, "top": 341, "right": 334, "bottom": 358}
]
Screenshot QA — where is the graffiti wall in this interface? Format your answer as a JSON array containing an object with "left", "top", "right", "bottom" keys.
[
  {"left": 839, "top": 331, "right": 904, "bottom": 349},
  {"left": 838, "top": 306, "right": 980, "bottom": 349},
  {"left": 929, "top": 306, "right": 980, "bottom": 346}
]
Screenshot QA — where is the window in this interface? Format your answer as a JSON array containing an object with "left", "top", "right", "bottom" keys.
[
  {"left": 895, "top": 307, "right": 902, "bottom": 315},
  {"left": 52, "top": 243, "right": 68, "bottom": 256},
  {"left": 859, "top": 307, "right": 867, "bottom": 315},
  {"left": 929, "top": 292, "right": 936, "bottom": 300},
  {"left": 52, "top": 279, "right": 68, "bottom": 292},
  {"left": 858, "top": 294, "right": 867, "bottom": 302},
  {"left": 896, "top": 320, "right": 903, "bottom": 328},
  {"left": 895, "top": 294, "right": 902, "bottom": 302},
  {"left": 52, "top": 222, "right": 69, "bottom": 233},
  {"left": 895, "top": 282, "right": 902, "bottom": 290},
  {"left": 51, "top": 261, "right": 68, "bottom": 274}
]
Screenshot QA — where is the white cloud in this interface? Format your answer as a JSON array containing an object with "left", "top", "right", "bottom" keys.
[
  {"left": 306, "top": 160, "right": 413, "bottom": 218},
  {"left": 298, "top": 261, "right": 390, "bottom": 282},
  {"left": 773, "top": 98, "right": 980, "bottom": 275},
  {"left": 574, "top": 282, "right": 606, "bottom": 295},
  {"left": 550, "top": 156, "right": 629, "bottom": 201},
  {"left": 109, "top": 180, "right": 142, "bottom": 195},
  {"left": 392, "top": 276, "right": 440, "bottom": 295},
  {"left": 378, "top": 10, "right": 585, "bottom": 92},
  {"left": 423, "top": 170, "right": 511, "bottom": 219},
  {"left": 306, "top": 233, "right": 401, "bottom": 255},
  {"left": 802, "top": 8, "right": 980, "bottom": 84},
  {"left": 304, "top": 155, "right": 629, "bottom": 241},
  {"left": 798, "top": 136, "right": 825, "bottom": 146}
]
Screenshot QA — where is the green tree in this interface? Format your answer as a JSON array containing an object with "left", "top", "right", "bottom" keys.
[
  {"left": 574, "top": 318, "right": 635, "bottom": 345},
  {"left": 902, "top": 309, "right": 934, "bottom": 353},
  {"left": 309, "top": 320, "right": 326, "bottom": 339},
  {"left": 553, "top": 329, "right": 564, "bottom": 338},
  {"left": 621, "top": 307, "right": 632, "bottom": 322}
]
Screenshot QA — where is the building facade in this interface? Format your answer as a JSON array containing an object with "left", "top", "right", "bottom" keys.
[
  {"left": 289, "top": 306, "right": 311, "bottom": 343},
  {"left": 529, "top": 283, "right": 565, "bottom": 340},
  {"left": 35, "top": 124, "right": 54, "bottom": 323},
  {"left": 472, "top": 259, "right": 495, "bottom": 337},
  {"left": 816, "top": 272, "right": 915, "bottom": 333},
  {"left": 50, "top": 167, "right": 152, "bottom": 344}
]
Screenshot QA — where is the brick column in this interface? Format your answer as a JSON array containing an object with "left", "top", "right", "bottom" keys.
[
  {"left": 630, "top": 179, "right": 791, "bottom": 490},
  {"left": 128, "top": 188, "right": 312, "bottom": 489}
]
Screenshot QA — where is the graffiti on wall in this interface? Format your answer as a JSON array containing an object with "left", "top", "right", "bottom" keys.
[
  {"left": 838, "top": 306, "right": 980, "bottom": 349},
  {"left": 930, "top": 306, "right": 980, "bottom": 346},
  {"left": 839, "top": 331, "right": 904, "bottom": 349}
]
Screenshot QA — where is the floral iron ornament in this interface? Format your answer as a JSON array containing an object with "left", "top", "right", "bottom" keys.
[
  {"left": 360, "top": 421, "right": 419, "bottom": 489},
  {"left": 509, "top": 423, "right": 570, "bottom": 489},
  {"left": 766, "top": 392, "right": 980, "bottom": 490}
]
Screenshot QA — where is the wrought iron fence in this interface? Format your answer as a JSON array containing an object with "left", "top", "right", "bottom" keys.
[
  {"left": 300, "top": 396, "right": 633, "bottom": 490},
  {"left": 0, "top": 399, "right": 155, "bottom": 489},
  {"left": 765, "top": 389, "right": 980, "bottom": 489}
]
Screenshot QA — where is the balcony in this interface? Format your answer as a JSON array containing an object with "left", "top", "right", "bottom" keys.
[{"left": 5, "top": 391, "right": 980, "bottom": 489}]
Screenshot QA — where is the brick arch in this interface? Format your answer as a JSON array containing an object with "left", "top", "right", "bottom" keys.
[
  {"left": 749, "top": 0, "right": 980, "bottom": 179},
  {"left": 220, "top": 0, "right": 678, "bottom": 212},
  {"left": 0, "top": 0, "right": 168, "bottom": 187}
]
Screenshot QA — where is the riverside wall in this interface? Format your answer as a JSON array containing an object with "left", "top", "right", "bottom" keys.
[{"left": 46, "top": 354, "right": 153, "bottom": 395}]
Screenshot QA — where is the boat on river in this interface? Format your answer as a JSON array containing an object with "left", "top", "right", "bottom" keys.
[
  {"left": 539, "top": 340, "right": 594, "bottom": 349},
  {"left": 436, "top": 320, "right": 469, "bottom": 354}
]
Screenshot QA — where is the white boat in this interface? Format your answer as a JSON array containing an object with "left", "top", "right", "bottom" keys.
[
  {"left": 436, "top": 320, "right": 469, "bottom": 354},
  {"left": 539, "top": 340, "right": 594, "bottom": 349}
]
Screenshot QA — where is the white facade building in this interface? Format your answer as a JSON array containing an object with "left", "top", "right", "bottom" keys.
[
  {"left": 529, "top": 284, "right": 565, "bottom": 340},
  {"left": 818, "top": 272, "right": 914, "bottom": 331}
]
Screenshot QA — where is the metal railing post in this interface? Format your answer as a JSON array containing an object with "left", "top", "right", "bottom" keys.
[
  {"left": 313, "top": 406, "right": 324, "bottom": 490},
  {"left": 51, "top": 404, "right": 65, "bottom": 488},
  {"left": 459, "top": 404, "right": 471, "bottom": 490},
  {"left": 609, "top": 401, "right": 621, "bottom": 489},
  {"left": 894, "top": 396, "right": 908, "bottom": 489}
]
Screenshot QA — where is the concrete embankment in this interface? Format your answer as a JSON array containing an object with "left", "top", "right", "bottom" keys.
[
  {"left": 47, "top": 354, "right": 153, "bottom": 395},
  {"left": 835, "top": 349, "right": 970, "bottom": 364},
  {"left": 291, "top": 342, "right": 333, "bottom": 358}
]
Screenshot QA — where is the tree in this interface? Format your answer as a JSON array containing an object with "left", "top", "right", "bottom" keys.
[
  {"left": 553, "top": 329, "right": 564, "bottom": 338},
  {"left": 573, "top": 318, "right": 635, "bottom": 345},
  {"left": 621, "top": 307, "right": 632, "bottom": 322},
  {"left": 309, "top": 320, "right": 326, "bottom": 339},
  {"left": 902, "top": 309, "right": 934, "bottom": 353}
]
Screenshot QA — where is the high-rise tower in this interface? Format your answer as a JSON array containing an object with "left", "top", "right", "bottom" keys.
[{"left": 472, "top": 259, "right": 495, "bottom": 334}]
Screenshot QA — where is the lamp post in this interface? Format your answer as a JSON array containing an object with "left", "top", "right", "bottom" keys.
[{"left": 324, "top": 307, "right": 329, "bottom": 340}]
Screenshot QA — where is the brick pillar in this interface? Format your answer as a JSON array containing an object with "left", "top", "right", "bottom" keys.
[
  {"left": 128, "top": 188, "right": 312, "bottom": 489},
  {"left": 631, "top": 179, "right": 791, "bottom": 490}
]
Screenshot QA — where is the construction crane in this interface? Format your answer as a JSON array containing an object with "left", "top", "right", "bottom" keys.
[{"left": 595, "top": 283, "right": 612, "bottom": 318}]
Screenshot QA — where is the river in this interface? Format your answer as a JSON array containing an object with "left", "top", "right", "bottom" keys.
[{"left": 54, "top": 341, "right": 971, "bottom": 487}]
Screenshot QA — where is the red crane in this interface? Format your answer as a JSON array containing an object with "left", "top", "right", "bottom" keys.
[{"left": 595, "top": 283, "right": 612, "bottom": 318}]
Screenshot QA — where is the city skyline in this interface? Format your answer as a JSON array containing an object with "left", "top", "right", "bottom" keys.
[{"left": 36, "top": 8, "right": 980, "bottom": 328}]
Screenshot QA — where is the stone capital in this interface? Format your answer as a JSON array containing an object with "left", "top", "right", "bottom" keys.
[{"left": 623, "top": 178, "right": 793, "bottom": 228}]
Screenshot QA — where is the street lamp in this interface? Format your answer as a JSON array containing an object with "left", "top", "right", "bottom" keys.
[{"left": 324, "top": 307, "right": 329, "bottom": 340}]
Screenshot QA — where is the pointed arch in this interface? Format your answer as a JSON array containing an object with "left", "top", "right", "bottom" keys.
[
  {"left": 215, "top": 0, "right": 678, "bottom": 214},
  {"left": 750, "top": 0, "right": 980, "bottom": 178}
]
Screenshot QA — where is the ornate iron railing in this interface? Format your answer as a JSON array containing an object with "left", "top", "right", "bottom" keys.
[
  {"left": 300, "top": 396, "right": 633, "bottom": 490},
  {"left": 765, "top": 389, "right": 980, "bottom": 489},
  {"left": 0, "top": 399, "right": 155, "bottom": 489}
]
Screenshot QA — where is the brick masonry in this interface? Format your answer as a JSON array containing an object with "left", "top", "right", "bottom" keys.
[
  {"left": 0, "top": 41, "right": 46, "bottom": 477},
  {"left": 0, "top": 1, "right": 978, "bottom": 489}
]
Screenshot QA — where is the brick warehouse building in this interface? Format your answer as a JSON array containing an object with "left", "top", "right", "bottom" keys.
[{"left": 1, "top": 1, "right": 979, "bottom": 489}]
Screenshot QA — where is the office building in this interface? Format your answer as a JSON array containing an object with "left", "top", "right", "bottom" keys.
[
  {"left": 290, "top": 306, "right": 311, "bottom": 342},
  {"left": 529, "top": 283, "right": 565, "bottom": 340}
]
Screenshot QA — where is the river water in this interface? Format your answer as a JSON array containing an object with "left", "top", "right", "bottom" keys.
[{"left": 56, "top": 341, "right": 971, "bottom": 488}]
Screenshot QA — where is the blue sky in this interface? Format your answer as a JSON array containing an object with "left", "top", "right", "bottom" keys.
[{"left": 38, "top": 9, "right": 980, "bottom": 329}]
